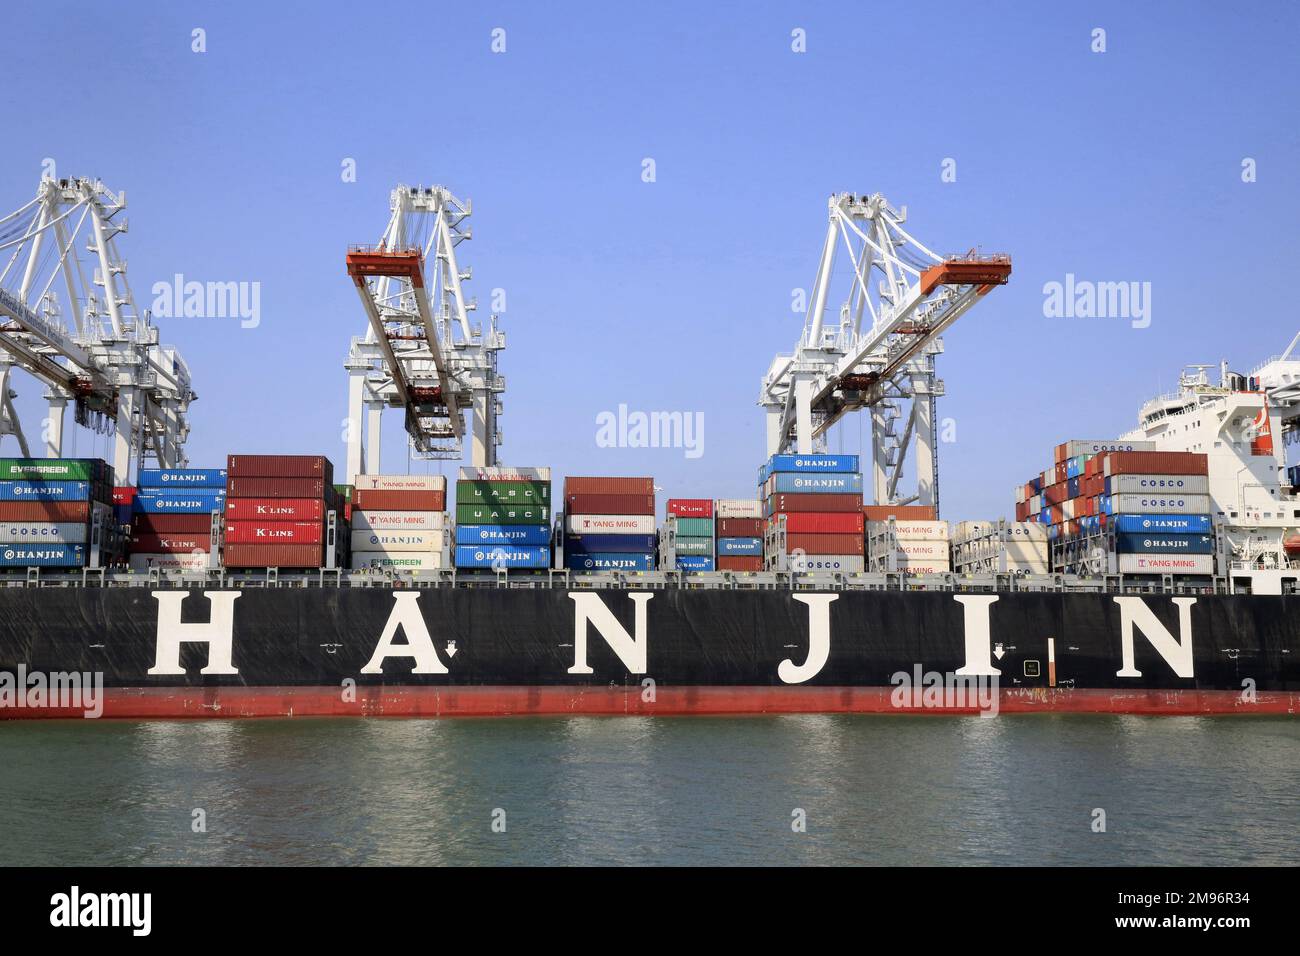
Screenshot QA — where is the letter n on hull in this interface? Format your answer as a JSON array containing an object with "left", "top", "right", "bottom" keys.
[{"left": 1114, "top": 597, "right": 1195, "bottom": 678}]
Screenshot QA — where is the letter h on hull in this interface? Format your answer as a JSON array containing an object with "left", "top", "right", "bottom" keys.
[{"left": 147, "top": 591, "right": 241, "bottom": 675}]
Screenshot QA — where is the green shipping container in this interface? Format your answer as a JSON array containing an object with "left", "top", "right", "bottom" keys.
[
  {"left": 673, "top": 518, "right": 714, "bottom": 537},
  {"left": 0, "top": 458, "right": 110, "bottom": 482},
  {"left": 456, "top": 481, "right": 551, "bottom": 506},
  {"left": 456, "top": 503, "right": 550, "bottom": 525},
  {"left": 673, "top": 535, "right": 714, "bottom": 556},
  {"left": 333, "top": 484, "right": 354, "bottom": 501}
]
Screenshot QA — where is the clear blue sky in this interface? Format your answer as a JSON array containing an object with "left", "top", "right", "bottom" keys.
[{"left": 4, "top": 0, "right": 1297, "bottom": 519}]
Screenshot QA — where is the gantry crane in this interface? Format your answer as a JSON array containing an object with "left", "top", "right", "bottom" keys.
[
  {"left": 0, "top": 175, "right": 195, "bottom": 482},
  {"left": 760, "top": 192, "right": 1010, "bottom": 512},
  {"left": 344, "top": 184, "right": 504, "bottom": 482}
]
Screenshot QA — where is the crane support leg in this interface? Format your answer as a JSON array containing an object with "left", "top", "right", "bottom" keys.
[
  {"left": 913, "top": 377, "right": 937, "bottom": 508},
  {"left": 346, "top": 369, "right": 366, "bottom": 483},
  {"left": 871, "top": 404, "right": 891, "bottom": 507},
  {"left": 794, "top": 375, "right": 814, "bottom": 455},
  {"left": 113, "top": 387, "right": 138, "bottom": 484},
  {"left": 471, "top": 389, "right": 496, "bottom": 468},
  {"left": 765, "top": 407, "right": 783, "bottom": 458},
  {"left": 365, "top": 400, "right": 382, "bottom": 475}
]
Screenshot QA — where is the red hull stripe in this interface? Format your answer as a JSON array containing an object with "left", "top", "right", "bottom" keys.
[{"left": 2, "top": 686, "right": 1297, "bottom": 719}]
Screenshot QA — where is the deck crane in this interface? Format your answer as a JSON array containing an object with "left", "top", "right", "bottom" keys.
[
  {"left": 0, "top": 175, "right": 195, "bottom": 483},
  {"left": 760, "top": 192, "right": 1010, "bottom": 512},
  {"left": 344, "top": 184, "right": 504, "bottom": 483}
]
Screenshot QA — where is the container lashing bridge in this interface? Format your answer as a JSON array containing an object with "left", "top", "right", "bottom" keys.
[
  {"left": 760, "top": 192, "right": 1010, "bottom": 512},
  {"left": 344, "top": 184, "right": 504, "bottom": 483}
]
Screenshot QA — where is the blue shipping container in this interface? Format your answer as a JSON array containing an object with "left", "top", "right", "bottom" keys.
[
  {"left": 0, "top": 481, "right": 91, "bottom": 502},
  {"left": 454, "top": 545, "right": 550, "bottom": 569},
  {"left": 564, "top": 552, "right": 655, "bottom": 572},
  {"left": 455, "top": 524, "right": 551, "bottom": 547},
  {"left": 717, "top": 536, "right": 763, "bottom": 556},
  {"left": 133, "top": 492, "right": 226, "bottom": 514},
  {"left": 1116, "top": 533, "right": 1213, "bottom": 554},
  {"left": 138, "top": 468, "right": 228, "bottom": 488},
  {"left": 0, "top": 543, "right": 86, "bottom": 567},
  {"left": 564, "top": 533, "right": 657, "bottom": 554},
  {"left": 760, "top": 454, "right": 860, "bottom": 483},
  {"left": 1113, "top": 514, "right": 1213, "bottom": 534},
  {"left": 769, "top": 473, "right": 863, "bottom": 494},
  {"left": 675, "top": 555, "right": 715, "bottom": 572}
]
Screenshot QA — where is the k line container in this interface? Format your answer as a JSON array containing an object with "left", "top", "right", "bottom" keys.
[
  {"left": 353, "top": 474, "right": 447, "bottom": 492},
  {"left": 674, "top": 555, "right": 715, "bottom": 572},
  {"left": 0, "top": 543, "right": 86, "bottom": 567},
  {"left": 1106, "top": 494, "right": 1212, "bottom": 515},
  {"left": 223, "top": 543, "right": 324, "bottom": 568},
  {"left": 768, "top": 473, "right": 863, "bottom": 495},
  {"left": 767, "top": 493, "right": 862, "bottom": 514},
  {"left": 718, "top": 555, "right": 764, "bottom": 572},
  {"left": 1118, "top": 553, "right": 1214, "bottom": 575},
  {"left": 563, "top": 476, "right": 654, "bottom": 496},
  {"left": 353, "top": 488, "right": 445, "bottom": 511},
  {"left": 564, "top": 533, "right": 657, "bottom": 553},
  {"left": 351, "top": 551, "right": 447, "bottom": 571},
  {"left": 457, "top": 503, "right": 549, "bottom": 525},
  {"left": 1115, "top": 533, "right": 1214, "bottom": 554},
  {"left": 454, "top": 545, "right": 550, "bottom": 569},
  {"left": 1112, "top": 514, "right": 1212, "bottom": 534},
  {"left": 564, "top": 493, "right": 654, "bottom": 515},
  {"left": 227, "top": 455, "right": 332, "bottom": 480},
  {"left": 779, "top": 512, "right": 864, "bottom": 534},
  {"left": 717, "top": 536, "right": 762, "bottom": 556},
  {"left": 227, "top": 477, "right": 326, "bottom": 499},
  {"left": 1105, "top": 474, "right": 1211, "bottom": 495},
  {"left": 355, "top": 530, "right": 447, "bottom": 553},
  {"left": 566, "top": 514, "right": 656, "bottom": 535},
  {"left": 224, "top": 498, "right": 325, "bottom": 521},
  {"left": 455, "top": 524, "right": 550, "bottom": 546},
  {"left": 0, "top": 481, "right": 91, "bottom": 502},
  {"left": 131, "top": 533, "right": 210, "bottom": 553},
  {"left": 352, "top": 510, "right": 446, "bottom": 532},
  {"left": 224, "top": 521, "right": 325, "bottom": 545},
  {"left": 716, "top": 517, "right": 763, "bottom": 536},
  {"left": 0, "top": 522, "right": 88, "bottom": 544},
  {"left": 564, "top": 551, "right": 655, "bottom": 572},
  {"left": 714, "top": 499, "right": 763, "bottom": 519},
  {"left": 134, "top": 492, "right": 226, "bottom": 514},
  {"left": 128, "top": 552, "right": 209, "bottom": 573},
  {"left": 138, "top": 468, "right": 227, "bottom": 488},
  {"left": 667, "top": 499, "right": 713, "bottom": 518},
  {"left": 457, "top": 481, "right": 550, "bottom": 506}
]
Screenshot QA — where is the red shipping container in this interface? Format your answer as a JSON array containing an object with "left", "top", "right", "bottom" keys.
[
  {"left": 225, "top": 521, "right": 324, "bottom": 545},
  {"left": 226, "top": 455, "right": 333, "bottom": 482},
  {"left": 785, "top": 533, "right": 864, "bottom": 555},
  {"left": 667, "top": 498, "right": 713, "bottom": 518},
  {"left": 225, "top": 497, "right": 325, "bottom": 521},
  {"left": 861, "top": 504, "right": 937, "bottom": 521},
  {"left": 564, "top": 493, "right": 655, "bottom": 515},
  {"left": 131, "top": 532, "right": 210, "bottom": 553},
  {"left": 716, "top": 517, "right": 763, "bottom": 537},
  {"left": 778, "top": 512, "right": 865, "bottom": 534},
  {"left": 227, "top": 477, "right": 325, "bottom": 499},
  {"left": 113, "top": 487, "right": 136, "bottom": 505},
  {"left": 352, "top": 488, "right": 444, "bottom": 512},
  {"left": 770, "top": 493, "right": 861, "bottom": 513},
  {"left": 0, "top": 501, "right": 91, "bottom": 522},
  {"left": 718, "top": 556, "right": 764, "bottom": 572},
  {"left": 1102, "top": 451, "right": 1208, "bottom": 477},
  {"left": 563, "top": 476, "right": 654, "bottom": 496},
  {"left": 1045, "top": 483, "right": 1067, "bottom": 505},
  {"left": 223, "top": 543, "right": 324, "bottom": 568},
  {"left": 1015, "top": 501, "right": 1028, "bottom": 522},
  {"left": 132, "top": 513, "right": 213, "bottom": 534}
]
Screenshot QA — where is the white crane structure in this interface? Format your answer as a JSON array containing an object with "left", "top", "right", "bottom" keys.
[
  {"left": 760, "top": 192, "right": 1010, "bottom": 511},
  {"left": 344, "top": 184, "right": 504, "bottom": 483},
  {"left": 0, "top": 176, "right": 194, "bottom": 482}
]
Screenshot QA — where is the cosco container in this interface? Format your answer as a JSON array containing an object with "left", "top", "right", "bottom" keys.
[
  {"left": 1112, "top": 514, "right": 1212, "bottom": 534},
  {"left": 1106, "top": 494, "right": 1212, "bottom": 515},
  {"left": 455, "top": 524, "right": 551, "bottom": 547},
  {"left": 226, "top": 455, "right": 333, "bottom": 481},
  {"left": 670, "top": 517, "right": 713, "bottom": 536},
  {"left": 131, "top": 532, "right": 210, "bottom": 553},
  {"left": 1105, "top": 474, "right": 1210, "bottom": 495},
  {"left": 566, "top": 514, "right": 655, "bottom": 535},
  {"left": 0, "top": 543, "right": 86, "bottom": 567},
  {"left": 0, "top": 481, "right": 91, "bottom": 502},
  {"left": 666, "top": 499, "right": 713, "bottom": 518},
  {"left": 1115, "top": 533, "right": 1214, "bottom": 554},
  {"left": 787, "top": 554, "right": 864, "bottom": 573},
  {"left": 134, "top": 492, "right": 226, "bottom": 514},
  {"left": 1056, "top": 439, "right": 1155, "bottom": 461},
  {"left": 564, "top": 493, "right": 654, "bottom": 515},
  {"left": 563, "top": 476, "right": 654, "bottom": 496},
  {"left": 777, "top": 512, "right": 864, "bottom": 534},
  {"left": 675, "top": 555, "right": 715, "bottom": 572},
  {"left": 227, "top": 477, "right": 326, "bottom": 499},
  {"left": 767, "top": 493, "right": 862, "bottom": 514},
  {"left": 352, "top": 488, "right": 445, "bottom": 511},
  {"left": 355, "top": 530, "right": 446, "bottom": 553},
  {"left": 351, "top": 509, "right": 446, "bottom": 532},
  {"left": 563, "top": 533, "right": 657, "bottom": 553},
  {"left": 224, "top": 521, "right": 324, "bottom": 545},
  {"left": 225, "top": 498, "right": 325, "bottom": 521},
  {"left": 353, "top": 474, "right": 447, "bottom": 492},
  {"left": 454, "top": 545, "right": 550, "bottom": 569},
  {"left": 138, "top": 468, "right": 227, "bottom": 488},
  {"left": 564, "top": 551, "right": 655, "bottom": 572},
  {"left": 456, "top": 481, "right": 550, "bottom": 506},
  {"left": 1117, "top": 553, "right": 1215, "bottom": 575},
  {"left": 767, "top": 473, "right": 863, "bottom": 495},
  {"left": 716, "top": 536, "right": 762, "bottom": 556},
  {"left": 0, "top": 522, "right": 88, "bottom": 544},
  {"left": 223, "top": 543, "right": 324, "bottom": 568},
  {"left": 456, "top": 503, "right": 549, "bottom": 525}
]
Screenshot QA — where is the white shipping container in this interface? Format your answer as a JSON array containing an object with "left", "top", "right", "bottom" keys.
[
  {"left": 566, "top": 514, "right": 656, "bottom": 534},
  {"left": 1109, "top": 494, "right": 1212, "bottom": 515},
  {"left": 954, "top": 521, "right": 1048, "bottom": 542},
  {"left": 1060, "top": 439, "right": 1156, "bottom": 458},
  {"left": 351, "top": 510, "right": 447, "bottom": 532},
  {"left": 714, "top": 498, "right": 763, "bottom": 518},
  {"left": 1106, "top": 474, "right": 1210, "bottom": 495},
  {"left": 867, "top": 520, "right": 950, "bottom": 541},
  {"left": 458, "top": 466, "right": 551, "bottom": 482},
  {"left": 1118, "top": 553, "right": 1214, "bottom": 575},
  {"left": 129, "top": 552, "right": 210, "bottom": 572},
  {"left": 891, "top": 562, "right": 951, "bottom": 575},
  {"left": 351, "top": 551, "right": 447, "bottom": 571},
  {"left": 0, "top": 522, "right": 88, "bottom": 544},
  {"left": 353, "top": 474, "right": 447, "bottom": 491},
  {"left": 788, "top": 553, "right": 865, "bottom": 572},
  {"left": 870, "top": 539, "right": 950, "bottom": 561},
  {"left": 353, "top": 530, "right": 448, "bottom": 553}
]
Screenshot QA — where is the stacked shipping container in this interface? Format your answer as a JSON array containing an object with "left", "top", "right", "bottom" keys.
[
  {"left": 865, "top": 518, "right": 950, "bottom": 574},
  {"left": 950, "top": 520, "right": 1048, "bottom": 575},
  {"left": 223, "top": 455, "right": 338, "bottom": 568},
  {"left": 760, "top": 455, "right": 865, "bottom": 572},
  {"left": 350, "top": 475, "right": 449, "bottom": 571},
  {"left": 664, "top": 498, "right": 714, "bottom": 572},
  {"left": 455, "top": 466, "right": 551, "bottom": 570},
  {"left": 0, "top": 458, "right": 117, "bottom": 568},
  {"left": 129, "top": 468, "right": 226, "bottom": 572},
  {"left": 714, "top": 498, "right": 764, "bottom": 572},
  {"left": 564, "top": 476, "right": 656, "bottom": 571}
]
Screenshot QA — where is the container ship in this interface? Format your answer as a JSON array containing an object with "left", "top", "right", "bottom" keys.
[{"left": 0, "top": 180, "right": 1296, "bottom": 718}]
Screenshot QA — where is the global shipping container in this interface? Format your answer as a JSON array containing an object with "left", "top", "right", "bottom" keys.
[
  {"left": 563, "top": 493, "right": 654, "bottom": 516},
  {"left": 666, "top": 499, "right": 713, "bottom": 518},
  {"left": 563, "top": 533, "right": 658, "bottom": 554},
  {"left": 564, "top": 551, "right": 655, "bottom": 572},
  {"left": 223, "top": 543, "right": 324, "bottom": 568},
  {"left": 767, "top": 493, "right": 861, "bottom": 514},
  {"left": 227, "top": 455, "right": 333, "bottom": 481},
  {"left": 224, "top": 498, "right": 326, "bottom": 521},
  {"left": 457, "top": 503, "right": 549, "bottom": 526},
  {"left": 454, "top": 545, "right": 550, "bottom": 569},
  {"left": 1105, "top": 474, "right": 1211, "bottom": 495},
  {"left": 227, "top": 477, "right": 326, "bottom": 499},
  {"left": 671, "top": 536, "right": 714, "bottom": 556},
  {"left": 0, "top": 481, "right": 91, "bottom": 502},
  {"left": 0, "top": 543, "right": 86, "bottom": 567},
  {"left": 455, "top": 524, "right": 551, "bottom": 547},
  {"left": 563, "top": 476, "right": 654, "bottom": 496},
  {"left": 352, "top": 509, "right": 446, "bottom": 532},
  {"left": 456, "top": 481, "right": 550, "bottom": 506},
  {"left": 1117, "top": 553, "right": 1215, "bottom": 575},
  {"left": 353, "top": 474, "right": 447, "bottom": 492},
  {"left": 224, "top": 521, "right": 325, "bottom": 545},
  {"left": 717, "top": 555, "right": 764, "bottom": 572},
  {"left": 138, "top": 468, "right": 227, "bottom": 488},
  {"left": 566, "top": 514, "right": 656, "bottom": 535},
  {"left": 1112, "top": 513, "right": 1213, "bottom": 534},
  {"left": 0, "top": 522, "right": 88, "bottom": 545},
  {"left": 134, "top": 492, "right": 226, "bottom": 514}
]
